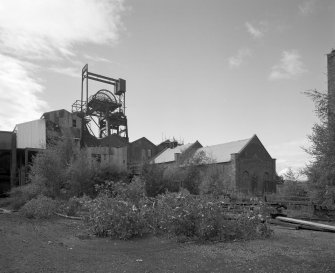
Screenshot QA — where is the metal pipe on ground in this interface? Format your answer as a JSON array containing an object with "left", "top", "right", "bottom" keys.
[{"left": 276, "top": 216, "right": 335, "bottom": 232}]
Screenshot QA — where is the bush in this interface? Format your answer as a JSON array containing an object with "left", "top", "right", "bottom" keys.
[
  {"left": 151, "top": 191, "right": 272, "bottom": 241},
  {"left": 66, "top": 149, "right": 97, "bottom": 197},
  {"left": 56, "top": 196, "right": 90, "bottom": 216},
  {"left": 8, "top": 182, "right": 46, "bottom": 210},
  {"left": 94, "top": 177, "right": 146, "bottom": 206},
  {"left": 20, "top": 195, "right": 57, "bottom": 219},
  {"left": 83, "top": 193, "right": 148, "bottom": 239},
  {"left": 29, "top": 139, "right": 75, "bottom": 198},
  {"left": 141, "top": 164, "right": 180, "bottom": 197},
  {"left": 198, "top": 166, "right": 225, "bottom": 196}
]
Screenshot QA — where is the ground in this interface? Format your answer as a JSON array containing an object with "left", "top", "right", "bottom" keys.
[{"left": 1, "top": 213, "right": 335, "bottom": 273}]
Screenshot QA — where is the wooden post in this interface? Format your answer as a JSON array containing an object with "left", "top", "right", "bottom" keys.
[
  {"left": 10, "top": 132, "right": 17, "bottom": 188},
  {"left": 24, "top": 148, "right": 28, "bottom": 185}
]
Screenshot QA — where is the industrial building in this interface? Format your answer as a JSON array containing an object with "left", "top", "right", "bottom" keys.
[
  {"left": 0, "top": 63, "right": 279, "bottom": 196},
  {"left": 151, "top": 135, "right": 277, "bottom": 195}
]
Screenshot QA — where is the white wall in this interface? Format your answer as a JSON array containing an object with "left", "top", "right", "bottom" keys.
[{"left": 16, "top": 119, "right": 46, "bottom": 149}]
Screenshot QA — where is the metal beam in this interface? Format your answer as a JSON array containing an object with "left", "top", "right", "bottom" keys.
[
  {"left": 87, "top": 76, "right": 116, "bottom": 86},
  {"left": 88, "top": 72, "right": 117, "bottom": 82}
]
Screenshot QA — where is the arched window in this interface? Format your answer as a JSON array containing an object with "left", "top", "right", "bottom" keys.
[
  {"left": 242, "top": 171, "right": 249, "bottom": 191},
  {"left": 263, "top": 172, "right": 270, "bottom": 193}
]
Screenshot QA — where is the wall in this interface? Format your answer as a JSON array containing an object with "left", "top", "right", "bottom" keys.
[
  {"left": 87, "top": 146, "right": 127, "bottom": 172},
  {"left": 128, "top": 138, "right": 157, "bottom": 174},
  {"left": 236, "top": 137, "right": 276, "bottom": 195},
  {"left": 16, "top": 119, "right": 46, "bottom": 149},
  {"left": 0, "top": 131, "right": 12, "bottom": 150},
  {"left": 199, "top": 161, "right": 236, "bottom": 191},
  {"left": 43, "top": 109, "right": 82, "bottom": 140}
]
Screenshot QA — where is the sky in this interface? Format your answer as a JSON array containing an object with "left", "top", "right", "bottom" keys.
[{"left": 0, "top": 0, "right": 334, "bottom": 176}]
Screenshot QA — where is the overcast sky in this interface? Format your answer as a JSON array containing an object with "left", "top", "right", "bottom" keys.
[{"left": 0, "top": 0, "right": 334, "bottom": 175}]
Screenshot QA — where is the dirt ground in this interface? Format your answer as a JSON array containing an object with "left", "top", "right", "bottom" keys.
[{"left": 1, "top": 213, "right": 335, "bottom": 273}]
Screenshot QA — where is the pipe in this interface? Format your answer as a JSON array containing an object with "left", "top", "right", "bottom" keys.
[{"left": 276, "top": 216, "right": 335, "bottom": 232}]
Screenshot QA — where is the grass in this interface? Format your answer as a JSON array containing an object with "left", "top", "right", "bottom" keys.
[{"left": 1, "top": 212, "right": 335, "bottom": 273}]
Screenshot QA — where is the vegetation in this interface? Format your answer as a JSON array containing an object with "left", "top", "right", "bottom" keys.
[
  {"left": 20, "top": 195, "right": 57, "bottom": 219},
  {"left": 304, "top": 90, "right": 335, "bottom": 208},
  {"left": 5, "top": 137, "right": 273, "bottom": 242},
  {"left": 81, "top": 181, "right": 272, "bottom": 241},
  {"left": 278, "top": 168, "right": 309, "bottom": 199}
]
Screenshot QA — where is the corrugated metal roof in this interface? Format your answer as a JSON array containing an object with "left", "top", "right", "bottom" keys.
[
  {"left": 152, "top": 143, "right": 194, "bottom": 164},
  {"left": 195, "top": 137, "right": 252, "bottom": 163}
]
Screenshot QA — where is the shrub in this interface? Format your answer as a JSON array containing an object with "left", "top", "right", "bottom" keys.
[
  {"left": 56, "top": 196, "right": 90, "bottom": 216},
  {"left": 92, "top": 164, "right": 130, "bottom": 185},
  {"left": 141, "top": 164, "right": 180, "bottom": 197},
  {"left": 94, "top": 177, "right": 146, "bottom": 206},
  {"left": 8, "top": 182, "right": 46, "bottom": 210},
  {"left": 83, "top": 194, "right": 148, "bottom": 239},
  {"left": 198, "top": 166, "right": 225, "bottom": 196},
  {"left": 29, "top": 139, "right": 75, "bottom": 198},
  {"left": 151, "top": 191, "right": 272, "bottom": 241},
  {"left": 20, "top": 195, "right": 57, "bottom": 219},
  {"left": 66, "top": 149, "right": 97, "bottom": 197}
]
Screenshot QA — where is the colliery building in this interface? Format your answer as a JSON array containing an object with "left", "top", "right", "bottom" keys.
[
  {"left": 151, "top": 135, "right": 277, "bottom": 195},
  {"left": 0, "top": 64, "right": 279, "bottom": 196}
]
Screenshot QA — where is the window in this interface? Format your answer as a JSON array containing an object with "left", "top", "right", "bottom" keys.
[
  {"left": 72, "top": 119, "right": 77, "bottom": 128},
  {"left": 147, "top": 149, "right": 152, "bottom": 158},
  {"left": 242, "top": 171, "right": 250, "bottom": 192},
  {"left": 141, "top": 149, "right": 146, "bottom": 159}
]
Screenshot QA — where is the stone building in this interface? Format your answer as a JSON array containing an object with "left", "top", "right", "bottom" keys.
[
  {"left": 127, "top": 137, "right": 158, "bottom": 174},
  {"left": 151, "top": 135, "right": 277, "bottom": 195}
]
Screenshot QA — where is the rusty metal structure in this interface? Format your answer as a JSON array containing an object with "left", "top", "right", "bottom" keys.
[{"left": 72, "top": 64, "right": 128, "bottom": 141}]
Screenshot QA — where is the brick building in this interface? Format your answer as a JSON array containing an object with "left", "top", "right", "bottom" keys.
[
  {"left": 127, "top": 137, "right": 158, "bottom": 174},
  {"left": 151, "top": 135, "right": 277, "bottom": 195}
]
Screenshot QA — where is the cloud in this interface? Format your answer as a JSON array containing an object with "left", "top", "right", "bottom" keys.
[
  {"left": 299, "top": 1, "right": 315, "bottom": 16},
  {"left": 245, "top": 22, "right": 266, "bottom": 39},
  {"left": 84, "top": 54, "right": 119, "bottom": 65},
  {"left": 0, "top": 0, "right": 126, "bottom": 130},
  {"left": 49, "top": 66, "right": 81, "bottom": 78},
  {"left": 269, "top": 50, "right": 307, "bottom": 80},
  {"left": 0, "top": 0, "right": 125, "bottom": 59},
  {"left": 0, "top": 54, "right": 48, "bottom": 130},
  {"left": 228, "top": 48, "right": 252, "bottom": 69},
  {"left": 268, "top": 138, "right": 311, "bottom": 176}
]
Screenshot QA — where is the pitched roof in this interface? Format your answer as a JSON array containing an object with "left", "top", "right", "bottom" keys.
[
  {"left": 130, "top": 137, "right": 156, "bottom": 147},
  {"left": 152, "top": 143, "right": 194, "bottom": 164},
  {"left": 195, "top": 137, "right": 252, "bottom": 163}
]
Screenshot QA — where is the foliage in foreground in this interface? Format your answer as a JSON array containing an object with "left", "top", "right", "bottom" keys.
[
  {"left": 20, "top": 195, "right": 57, "bottom": 219},
  {"left": 150, "top": 191, "right": 272, "bottom": 241},
  {"left": 82, "top": 181, "right": 272, "bottom": 241},
  {"left": 8, "top": 182, "right": 46, "bottom": 210},
  {"left": 304, "top": 90, "right": 335, "bottom": 208}
]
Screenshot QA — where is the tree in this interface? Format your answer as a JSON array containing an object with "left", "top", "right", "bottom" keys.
[{"left": 304, "top": 90, "right": 335, "bottom": 207}]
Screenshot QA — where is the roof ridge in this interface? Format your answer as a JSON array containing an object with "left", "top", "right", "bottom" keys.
[{"left": 202, "top": 137, "right": 251, "bottom": 148}]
